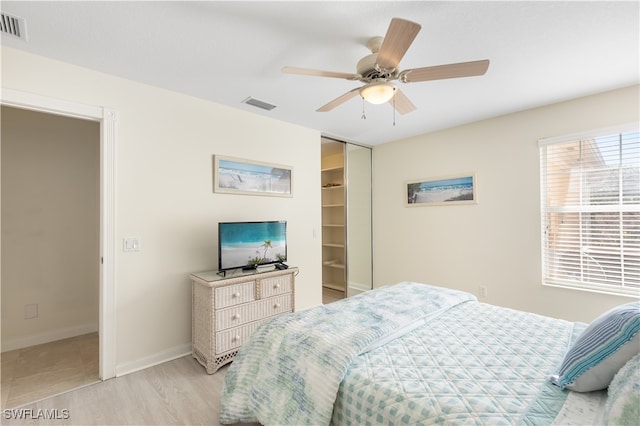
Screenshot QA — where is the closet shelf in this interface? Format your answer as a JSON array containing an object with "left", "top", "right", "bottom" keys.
[
  {"left": 323, "top": 243, "right": 345, "bottom": 248},
  {"left": 323, "top": 260, "right": 345, "bottom": 268},
  {"left": 321, "top": 166, "right": 344, "bottom": 173},
  {"left": 322, "top": 283, "right": 346, "bottom": 292}
]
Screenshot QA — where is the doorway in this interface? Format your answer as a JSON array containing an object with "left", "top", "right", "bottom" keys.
[
  {"left": 0, "top": 89, "right": 117, "bottom": 399},
  {"left": 1, "top": 106, "right": 100, "bottom": 408},
  {"left": 321, "top": 137, "right": 373, "bottom": 304}
]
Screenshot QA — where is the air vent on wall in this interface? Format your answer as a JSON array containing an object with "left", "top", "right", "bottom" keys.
[
  {"left": 0, "top": 12, "right": 27, "bottom": 41},
  {"left": 242, "top": 97, "right": 277, "bottom": 111}
]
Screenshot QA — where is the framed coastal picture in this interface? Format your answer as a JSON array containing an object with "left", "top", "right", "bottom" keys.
[
  {"left": 406, "top": 173, "right": 477, "bottom": 206},
  {"left": 213, "top": 155, "right": 293, "bottom": 197}
]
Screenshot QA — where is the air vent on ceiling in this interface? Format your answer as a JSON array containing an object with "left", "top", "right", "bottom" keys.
[
  {"left": 0, "top": 12, "right": 27, "bottom": 41},
  {"left": 242, "top": 97, "right": 277, "bottom": 111}
]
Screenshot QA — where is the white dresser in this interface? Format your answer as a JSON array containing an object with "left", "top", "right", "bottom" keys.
[{"left": 190, "top": 267, "right": 297, "bottom": 374}]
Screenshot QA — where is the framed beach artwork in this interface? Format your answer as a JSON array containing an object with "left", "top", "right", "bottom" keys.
[
  {"left": 213, "top": 155, "right": 293, "bottom": 197},
  {"left": 406, "top": 173, "right": 477, "bottom": 206}
]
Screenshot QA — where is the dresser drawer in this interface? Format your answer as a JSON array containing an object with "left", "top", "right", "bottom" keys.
[
  {"left": 260, "top": 275, "right": 292, "bottom": 298},
  {"left": 214, "top": 281, "right": 255, "bottom": 309},
  {"left": 215, "top": 294, "right": 292, "bottom": 331},
  {"left": 216, "top": 321, "right": 263, "bottom": 354}
]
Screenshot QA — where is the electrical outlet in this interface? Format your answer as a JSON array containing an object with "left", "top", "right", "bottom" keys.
[
  {"left": 479, "top": 286, "right": 488, "bottom": 298},
  {"left": 24, "top": 304, "right": 38, "bottom": 319}
]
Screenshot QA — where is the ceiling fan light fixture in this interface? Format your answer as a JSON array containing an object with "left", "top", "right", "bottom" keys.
[{"left": 360, "top": 81, "right": 395, "bottom": 104}]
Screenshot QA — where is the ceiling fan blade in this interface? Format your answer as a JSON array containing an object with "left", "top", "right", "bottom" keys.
[
  {"left": 401, "top": 59, "right": 490, "bottom": 83},
  {"left": 317, "top": 87, "right": 361, "bottom": 112},
  {"left": 389, "top": 88, "right": 416, "bottom": 115},
  {"left": 376, "top": 18, "right": 421, "bottom": 70},
  {"left": 282, "top": 66, "right": 361, "bottom": 80}
]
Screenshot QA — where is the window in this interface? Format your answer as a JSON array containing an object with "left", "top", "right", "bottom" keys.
[{"left": 539, "top": 124, "right": 640, "bottom": 297}]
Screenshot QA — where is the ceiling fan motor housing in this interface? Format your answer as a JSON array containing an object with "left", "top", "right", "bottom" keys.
[{"left": 357, "top": 53, "right": 397, "bottom": 82}]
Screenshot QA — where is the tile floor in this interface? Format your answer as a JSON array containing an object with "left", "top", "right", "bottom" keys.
[{"left": 1, "top": 332, "right": 99, "bottom": 409}]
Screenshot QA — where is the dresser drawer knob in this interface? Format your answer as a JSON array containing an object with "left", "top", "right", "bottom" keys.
[
  {"left": 233, "top": 292, "right": 241, "bottom": 298},
  {"left": 273, "top": 303, "right": 281, "bottom": 309},
  {"left": 273, "top": 284, "right": 280, "bottom": 289},
  {"left": 232, "top": 313, "right": 241, "bottom": 320},
  {"left": 232, "top": 335, "right": 240, "bottom": 342}
]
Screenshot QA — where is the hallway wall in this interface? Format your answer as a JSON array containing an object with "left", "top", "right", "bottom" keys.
[{"left": 1, "top": 106, "right": 100, "bottom": 351}]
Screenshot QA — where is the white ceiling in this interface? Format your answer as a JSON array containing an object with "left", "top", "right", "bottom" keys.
[{"left": 2, "top": 1, "right": 638, "bottom": 146}]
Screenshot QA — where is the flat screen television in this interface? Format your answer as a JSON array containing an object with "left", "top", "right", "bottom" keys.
[{"left": 218, "top": 221, "right": 287, "bottom": 272}]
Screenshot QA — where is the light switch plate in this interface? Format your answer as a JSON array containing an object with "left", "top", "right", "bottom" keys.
[{"left": 123, "top": 237, "right": 140, "bottom": 252}]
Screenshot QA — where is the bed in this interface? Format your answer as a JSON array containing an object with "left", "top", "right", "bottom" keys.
[{"left": 219, "top": 281, "right": 640, "bottom": 425}]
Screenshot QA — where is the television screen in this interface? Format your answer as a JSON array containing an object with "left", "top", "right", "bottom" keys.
[{"left": 218, "top": 221, "right": 287, "bottom": 271}]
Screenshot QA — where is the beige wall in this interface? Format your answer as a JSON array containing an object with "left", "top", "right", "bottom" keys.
[
  {"left": 373, "top": 85, "right": 639, "bottom": 323},
  {"left": 1, "top": 47, "right": 323, "bottom": 371},
  {"left": 1, "top": 106, "right": 100, "bottom": 350}
]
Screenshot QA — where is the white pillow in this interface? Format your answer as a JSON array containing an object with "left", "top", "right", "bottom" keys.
[{"left": 551, "top": 302, "right": 640, "bottom": 392}]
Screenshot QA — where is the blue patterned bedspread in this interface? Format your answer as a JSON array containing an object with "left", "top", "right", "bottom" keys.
[
  {"left": 332, "top": 301, "right": 582, "bottom": 425},
  {"left": 219, "top": 281, "right": 476, "bottom": 425}
]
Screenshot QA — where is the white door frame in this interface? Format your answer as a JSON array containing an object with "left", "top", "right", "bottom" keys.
[{"left": 1, "top": 88, "right": 117, "bottom": 380}]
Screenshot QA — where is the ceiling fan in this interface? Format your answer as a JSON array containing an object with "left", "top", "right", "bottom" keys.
[{"left": 282, "top": 18, "right": 490, "bottom": 115}]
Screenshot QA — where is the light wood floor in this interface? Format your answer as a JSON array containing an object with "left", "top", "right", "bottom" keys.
[
  {"left": 1, "top": 355, "right": 248, "bottom": 426},
  {"left": 1, "top": 333, "right": 99, "bottom": 410},
  {"left": 1, "top": 291, "right": 342, "bottom": 424}
]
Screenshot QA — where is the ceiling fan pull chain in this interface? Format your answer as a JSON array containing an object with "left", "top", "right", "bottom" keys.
[{"left": 361, "top": 97, "right": 366, "bottom": 120}]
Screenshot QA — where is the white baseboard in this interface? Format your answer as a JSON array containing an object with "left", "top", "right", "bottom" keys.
[
  {"left": 115, "top": 343, "right": 192, "bottom": 377},
  {"left": 1, "top": 322, "right": 99, "bottom": 353}
]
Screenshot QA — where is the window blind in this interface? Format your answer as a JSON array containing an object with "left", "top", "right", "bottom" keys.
[{"left": 539, "top": 125, "right": 640, "bottom": 297}]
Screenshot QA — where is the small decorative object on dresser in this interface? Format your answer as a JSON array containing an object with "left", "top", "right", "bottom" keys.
[{"left": 190, "top": 267, "right": 297, "bottom": 374}]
